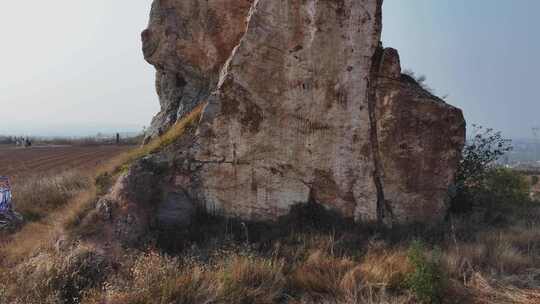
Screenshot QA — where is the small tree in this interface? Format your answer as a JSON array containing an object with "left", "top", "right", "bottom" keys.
[
  {"left": 452, "top": 125, "right": 513, "bottom": 212},
  {"left": 456, "top": 125, "right": 512, "bottom": 187}
]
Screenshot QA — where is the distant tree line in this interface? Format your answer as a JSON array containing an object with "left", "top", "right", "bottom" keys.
[
  {"left": 0, "top": 136, "right": 30, "bottom": 145},
  {"left": 0, "top": 134, "right": 144, "bottom": 146}
]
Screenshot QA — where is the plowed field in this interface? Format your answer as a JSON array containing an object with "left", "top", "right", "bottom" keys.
[{"left": 0, "top": 145, "right": 130, "bottom": 180}]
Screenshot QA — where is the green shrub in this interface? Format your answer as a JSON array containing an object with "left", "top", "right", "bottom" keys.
[
  {"left": 452, "top": 125, "right": 513, "bottom": 213},
  {"left": 456, "top": 125, "right": 512, "bottom": 186},
  {"left": 405, "top": 241, "right": 446, "bottom": 304},
  {"left": 483, "top": 168, "right": 530, "bottom": 206},
  {"left": 454, "top": 167, "right": 530, "bottom": 223}
]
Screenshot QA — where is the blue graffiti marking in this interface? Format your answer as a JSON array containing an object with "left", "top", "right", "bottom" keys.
[{"left": 0, "top": 177, "right": 12, "bottom": 213}]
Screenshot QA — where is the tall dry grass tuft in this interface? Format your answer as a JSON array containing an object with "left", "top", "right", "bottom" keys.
[
  {"left": 60, "top": 184, "right": 99, "bottom": 233},
  {"left": 290, "top": 250, "right": 356, "bottom": 299},
  {"left": 217, "top": 255, "right": 286, "bottom": 304},
  {"left": 96, "top": 102, "right": 205, "bottom": 179},
  {"left": 470, "top": 272, "right": 540, "bottom": 304},
  {"left": 13, "top": 170, "right": 91, "bottom": 221},
  {"left": 109, "top": 252, "right": 217, "bottom": 304},
  {"left": 0, "top": 221, "right": 57, "bottom": 266},
  {"left": 1, "top": 172, "right": 95, "bottom": 265},
  {"left": 83, "top": 252, "right": 286, "bottom": 304},
  {"left": 443, "top": 222, "right": 540, "bottom": 280},
  {"left": 1, "top": 243, "right": 108, "bottom": 304},
  {"left": 358, "top": 247, "right": 412, "bottom": 290}
]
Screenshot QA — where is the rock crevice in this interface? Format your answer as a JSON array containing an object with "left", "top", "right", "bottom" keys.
[{"left": 367, "top": 43, "right": 392, "bottom": 226}]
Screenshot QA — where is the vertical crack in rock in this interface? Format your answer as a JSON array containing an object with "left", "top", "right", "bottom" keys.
[
  {"left": 366, "top": 0, "right": 393, "bottom": 226},
  {"left": 367, "top": 45, "right": 388, "bottom": 226}
]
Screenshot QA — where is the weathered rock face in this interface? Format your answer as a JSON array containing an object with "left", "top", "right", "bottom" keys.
[
  {"left": 373, "top": 48, "right": 466, "bottom": 223},
  {"left": 195, "top": 0, "right": 384, "bottom": 222},
  {"left": 142, "top": 0, "right": 254, "bottom": 139},
  {"left": 141, "top": 0, "right": 466, "bottom": 225}
]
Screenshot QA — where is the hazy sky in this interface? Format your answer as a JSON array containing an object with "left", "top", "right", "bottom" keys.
[
  {"left": 0, "top": 1, "right": 157, "bottom": 136},
  {"left": 0, "top": 1, "right": 539, "bottom": 138},
  {"left": 383, "top": 0, "right": 540, "bottom": 139}
]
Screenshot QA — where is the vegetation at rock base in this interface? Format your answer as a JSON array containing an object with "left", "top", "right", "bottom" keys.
[
  {"left": 2, "top": 123, "right": 540, "bottom": 304},
  {"left": 3, "top": 195, "right": 540, "bottom": 303},
  {"left": 95, "top": 102, "right": 206, "bottom": 180}
]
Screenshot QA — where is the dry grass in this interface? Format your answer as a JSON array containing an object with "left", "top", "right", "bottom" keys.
[
  {"left": 82, "top": 252, "right": 285, "bottom": 304},
  {"left": 101, "top": 252, "right": 217, "bottom": 304},
  {"left": 442, "top": 222, "right": 540, "bottom": 279},
  {"left": 13, "top": 170, "right": 91, "bottom": 221},
  {"left": 217, "top": 255, "right": 286, "bottom": 304},
  {"left": 5, "top": 217, "right": 540, "bottom": 304},
  {"left": 4, "top": 201, "right": 540, "bottom": 304},
  {"left": 1, "top": 243, "right": 108, "bottom": 304},
  {"left": 60, "top": 185, "right": 98, "bottom": 231},
  {"left": 0, "top": 172, "right": 95, "bottom": 265},
  {"left": 78, "top": 243, "right": 414, "bottom": 304},
  {"left": 6, "top": 207, "right": 540, "bottom": 304},
  {"left": 290, "top": 250, "right": 356, "bottom": 299},
  {"left": 438, "top": 218, "right": 540, "bottom": 303},
  {"left": 470, "top": 272, "right": 540, "bottom": 304},
  {"left": 288, "top": 246, "right": 414, "bottom": 304},
  {"left": 358, "top": 247, "right": 412, "bottom": 290},
  {"left": 96, "top": 102, "right": 205, "bottom": 178},
  {"left": 0, "top": 221, "right": 57, "bottom": 265}
]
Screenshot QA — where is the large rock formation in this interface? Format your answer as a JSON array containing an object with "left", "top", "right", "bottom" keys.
[{"left": 139, "top": 0, "right": 466, "bottom": 226}]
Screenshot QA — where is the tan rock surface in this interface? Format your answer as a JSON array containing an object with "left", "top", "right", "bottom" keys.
[
  {"left": 373, "top": 48, "right": 466, "bottom": 223},
  {"left": 142, "top": 0, "right": 254, "bottom": 139},
  {"left": 137, "top": 0, "right": 466, "bottom": 225},
  {"left": 196, "top": 0, "right": 383, "bottom": 222}
]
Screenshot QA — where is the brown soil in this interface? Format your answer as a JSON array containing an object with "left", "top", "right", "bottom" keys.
[{"left": 0, "top": 145, "right": 131, "bottom": 181}]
